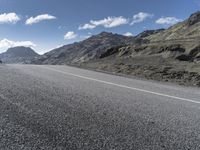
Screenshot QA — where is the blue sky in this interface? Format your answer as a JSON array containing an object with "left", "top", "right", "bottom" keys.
[{"left": 0, "top": 0, "right": 199, "bottom": 54}]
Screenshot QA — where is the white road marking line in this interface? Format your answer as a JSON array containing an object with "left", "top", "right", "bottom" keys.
[{"left": 41, "top": 66, "right": 200, "bottom": 104}]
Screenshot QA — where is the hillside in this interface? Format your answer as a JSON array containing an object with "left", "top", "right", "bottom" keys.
[
  {"left": 0, "top": 46, "right": 39, "bottom": 64},
  {"left": 147, "top": 11, "right": 200, "bottom": 41},
  {"left": 32, "top": 32, "right": 144, "bottom": 65},
  {"left": 32, "top": 11, "right": 200, "bottom": 87}
]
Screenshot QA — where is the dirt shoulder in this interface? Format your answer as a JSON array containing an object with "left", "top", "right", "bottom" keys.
[{"left": 74, "top": 55, "right": 200, "bottom": 88}]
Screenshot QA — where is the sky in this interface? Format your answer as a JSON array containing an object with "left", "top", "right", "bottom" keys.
[{"left": 0, "top": 0, "right": 199, "bottom": 54}]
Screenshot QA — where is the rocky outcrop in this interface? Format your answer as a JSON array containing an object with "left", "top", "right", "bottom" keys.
[{"left": 187, "top": 11, "right": 200, "bottom": 26}]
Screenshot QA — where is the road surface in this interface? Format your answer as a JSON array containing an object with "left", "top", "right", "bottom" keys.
[{"left": 0, "top": 64, "right": 200, "bottom": 150}]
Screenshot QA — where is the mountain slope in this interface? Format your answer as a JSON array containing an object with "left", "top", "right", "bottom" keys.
[
  {"left": 147, "top": 11, "right": 200, "bottom": 41},
  {"left": 32, "top": 32, "right": 144, "bottom": 65},
  {"left": 0, "top": 46, "right": 39, "bottom": 64}
]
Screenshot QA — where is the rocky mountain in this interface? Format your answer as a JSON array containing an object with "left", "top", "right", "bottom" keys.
[
  {"left": 32, "top": 10, "right": 200, "bottom": 64},
  {"left": 0, "top": 46, "right": 39, "bottom": 64},
  {"left": 32, "top": 32, "right": 144, "bottom": 65}
]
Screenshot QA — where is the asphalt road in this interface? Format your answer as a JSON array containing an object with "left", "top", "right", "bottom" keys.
[{"left": 0, "top": 64, "right": 200, "bottom": 150}]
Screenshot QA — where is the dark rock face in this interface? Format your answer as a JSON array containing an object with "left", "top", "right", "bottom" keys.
[
  {"left": 187, "top": 11, "right": 200, "bottom": 26},
  {"left": 159, "top": 44, "right": 185, "bottom": 53},
  {"left": 175, "top": 54, "right": 192, "bottom": 61},
  {"left": 99, "top": 46, "right": 123, "bottom": 58},
  {"left": 0, "top": 46, "right": 39, "bottom": 64},
  {"left": 189, "top": 46, "right": 200, "bottom": 56}
]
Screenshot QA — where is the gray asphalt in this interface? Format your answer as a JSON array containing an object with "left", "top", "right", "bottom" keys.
[{"left": 0, "top": 64, "right": 200, "bottom": 150}]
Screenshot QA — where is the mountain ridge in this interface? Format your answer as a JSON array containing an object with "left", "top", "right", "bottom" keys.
[
  {"left": 33, "top": 11, "right": 200, "bottom": 65},
  {"left": 32, "top": 31, "right": 146, "bottom": 65}
]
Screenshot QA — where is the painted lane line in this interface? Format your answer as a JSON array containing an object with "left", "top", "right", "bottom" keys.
[{"left": 41, "top": 66, "right": 200, "bottom": 104}]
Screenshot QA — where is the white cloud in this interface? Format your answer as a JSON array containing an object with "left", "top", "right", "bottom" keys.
[
  {"left": 79, "top": 16, "right": 128, "bottom": 30},
  {"left": 64, "top": 31, "right": 77, "bottom": 40},
  {"left": 78, "top": 23, "right": 96, "bottom": 30},
  {"left": 0, "top": 39, "right": 36, "bottom": 49},
  {"left": 91, "top": 16, "right": 128, "bottom": 28},
  {"left": 0, "top": 13, "right": 20, "bottom": 24},
  {"left": 123, "top": 32, "right": 133, "bottom": 37},
  {"left": 26, "top": 14, "right": 56, "bottom": 25},
  {"left": 156, "top": 17, "right": 182, "bottom": 25},
  {"left": 130, "top": 12, "right": 153, "bottom": 25}
]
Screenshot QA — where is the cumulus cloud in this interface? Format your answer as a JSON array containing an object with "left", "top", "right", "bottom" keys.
[
  {"left": 123, "top": 32, "right": 133, "bottom": 37},
  {"left": 26, "top": 14, "right": 56, "bottom": 25},
  {"left": 0, "top": 13, "right": 20, "bottom": 24},
  {"left": 64, "top": 31, "right": 77, "bottom": 40},
  {"left": 91, "top": 16, "right": 128, "bottom": 28},
  {"left": 156, "top": 17, "right": 182, "bottom": 25},
  {"left": 130, "top": 12, "right": 153, "bottom": 25},
  {"left": 0, "top": 39, "right": 36, "bottom": 49},
  {"left": 78, "top": 23, "right": 96, "bottom": 30},
  {"left": 79, "top": 16, "right": 128, "bottom": 30}
]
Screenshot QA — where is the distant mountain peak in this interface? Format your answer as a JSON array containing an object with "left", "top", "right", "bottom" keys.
[
  {"left": 99, "top": 31, "right": 114, "bottom": 36},
  {"left": 7, "top": 46, "right": 34, "bottom": 52},
  {"left": 0, "top": 46, "right": 39, "bottom": 64},
  {"left": 187, "top": 11, "right": 200, "bottom": 26},
  {"left": 5, "top": 46, "right": 39, "bottom": 57}
]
